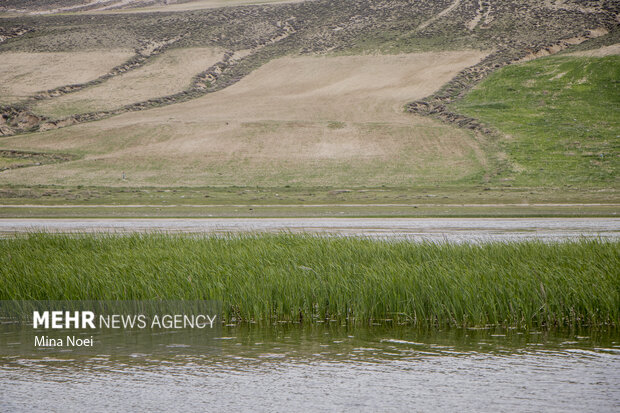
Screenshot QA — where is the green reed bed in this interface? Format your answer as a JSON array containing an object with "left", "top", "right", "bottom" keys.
[{"left": 1, "top": 233, "right": 618, "bottom": 328}]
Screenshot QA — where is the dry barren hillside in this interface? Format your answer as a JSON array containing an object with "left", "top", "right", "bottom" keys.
[
  {"left": 0, "top": 50, "right": 490, "bottom": 187},
  {"left": 0, "top": 0, "right": 617, "bottom": 210}
]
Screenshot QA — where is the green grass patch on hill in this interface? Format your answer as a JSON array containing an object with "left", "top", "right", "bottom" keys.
[
  {"left": 1, "top": 234, "right": 618, "bottom": 328},
  {"left": 453, "top": 55, "right": 619, "bottom": 188}
]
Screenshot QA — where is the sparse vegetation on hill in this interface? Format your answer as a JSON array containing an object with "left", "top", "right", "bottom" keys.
[{"left": 0, "top": 0, "right": 618, "bottom": 214}]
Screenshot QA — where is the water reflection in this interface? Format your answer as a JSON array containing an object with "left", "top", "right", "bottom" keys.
[{"left": 1, "top": 325, "right": 619, "bottom": 412}]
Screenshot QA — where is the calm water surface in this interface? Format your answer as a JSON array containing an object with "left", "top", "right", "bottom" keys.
[
  {"left": 0, "top": 218, "right": 619, "bottom": 242},
  {"left": 1, "top": 325, "right": 618, "bottom": 412}
]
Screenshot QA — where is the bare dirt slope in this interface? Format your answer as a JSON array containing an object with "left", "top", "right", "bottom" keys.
[
  {"left": 33, "top": 47, "right": 223, "bottom": 118},
  {"left": 152, "top": 50, "right": 488, "bottom": 123},
  {"left": 0, "top": 0, "right": 617, "bottom": 197},
  {"left": 0, "top": 50, "right": 133, "bottom": 104},
  {"left": 0, "top": 51, "right": 488, "bottom": 187}
]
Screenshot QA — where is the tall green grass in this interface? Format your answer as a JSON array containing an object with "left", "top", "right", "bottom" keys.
[{"left": 1, "top": 234, "right": 618, "bottom": 328}]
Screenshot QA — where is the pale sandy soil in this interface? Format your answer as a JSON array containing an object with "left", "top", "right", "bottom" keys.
[
  {"left": 0, "top": 50, "right": 489, "bottom": 187},
  {"left": 2, "top": 0, "right": 312, "bottom": 15},
  {"left": 34, "top": 47, "right": 223, "bottom": 118},
  {"left": 174, "top": 51, "right": 488, "bottom": 124},
  {"left": 0, "top": 50, "right": 133, "bottom": 105},
  {"left": 105, "top": 0, "right": 313, "bottom": 13},
  {"left": 565, "top": 43, "right": 620, "bottom": 57}
]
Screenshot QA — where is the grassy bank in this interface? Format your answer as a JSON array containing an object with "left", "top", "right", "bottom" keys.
[
  {"left": 453, "top": 55, "right": 619, "bottom": 188},
  {"left": 1, "top": 234, "right": 618, "bottom": 328}
]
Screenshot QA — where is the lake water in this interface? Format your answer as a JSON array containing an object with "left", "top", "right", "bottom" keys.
[
  {"left": 1, "top": 217, "right": 619, "bottom": 242},
  {"left": 1, "top": 220, "right": 618, "bottom": 411},
  {"left": 1, "top": 325, "right": 618, "bottom": 412}
]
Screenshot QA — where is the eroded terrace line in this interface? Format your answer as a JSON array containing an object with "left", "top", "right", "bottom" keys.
[
  {"left": 0, "top": 18, "right": 297, "bottom": 137},
  {"left": 406, "top": 28, "right": 611, "bottom": 137},
  {"left": 34, "top": 19, "right": 298, "bottom": 133},
  {"left": 30, "top": 36, "right": 186, "bottom": 101},
  {"left": 0, "top": 149, "right": 77, "bottom": 172},
  {"left": 0, "top": 36, "right": 185, "bottom": 137},
  {"left": 0, "top": 25, "right": 33, "bottom": 44}
]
